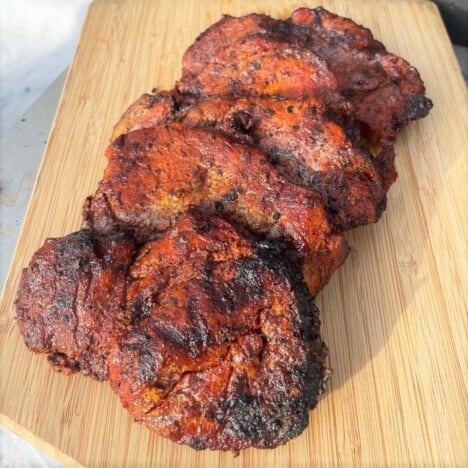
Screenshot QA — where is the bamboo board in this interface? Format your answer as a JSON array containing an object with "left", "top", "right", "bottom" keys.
[{"left": 1, "top": 0, "right": 467, "bottom": 466}]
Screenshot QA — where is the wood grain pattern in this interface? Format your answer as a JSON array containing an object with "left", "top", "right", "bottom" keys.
[{"left": 1, "top": 0, "right": 467, "bottom": 466}]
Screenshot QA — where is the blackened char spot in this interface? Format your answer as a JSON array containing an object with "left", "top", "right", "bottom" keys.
[
  {"left": 226, "top": 394, "right": 263, "bottom": 440},
  {"left": 229, "top": 110, "right": 254, "bottom": 134},
  {"left": 222, "top": 189, "right": 239, "bottom": 203},
  {"left": 342, "top": 88, "right": 356, "bottom": 99},
  {"left": 131, "top": 141, "right": 142, "bottom": 152},
  {"left": 198, "top": 223, "right": 213, "bottom": 233},
  {"left": 210, "top": 261, "right": 264, "bottom": 315},
  {"left": 138, "top": 349, "right": 157, "bottom": 382},
  {"left": 407, "top": 94, "right": 433, "bottom": 120},
  {"left": 223, "top": 394, "right": 309, "bottom": 446},
  {"left": 188, "top": 437, "right": 208, "bottom": 451},
  {"left": 251, "top": 60, "right": 261, "bottom": 70},
  {"left": 48, "top": 352, "right": 80, "bottom": 372},
  {"left": 268, "top": 146, "right": 281, "bottom": 164}
]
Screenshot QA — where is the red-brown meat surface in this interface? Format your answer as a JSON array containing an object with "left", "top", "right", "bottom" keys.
[
  {"left": 182, "top": 13, "right": 277, "bottom": 80},
  {"left": 178, "top": 33, "right": 340, "bottom": 104},
  {"left": 288, "top": 8, "right": 432, "bottom": 144},
  {"left": 179, "top": 8, "right": 432, "bottom": 145},
  {"left": 181, "top": 95, "right": 386, "bottom": 229},
  {"left": 14, "top": 7, "right": 433, "bottom": 453},
  {"left": 84, "top": 124, "right": 347, "bottom": 296},
  {"left": 111, "top": 93, "right": 386, "bottom": 230},
  {"left": 15, "top": 230, "right": 135, "bottom": 380},
  {"left": 108, "top": 214, "right": 329, "bottom": 451},
  {"left": 112, "top": 91, "right": 176, "bottom": 142}
]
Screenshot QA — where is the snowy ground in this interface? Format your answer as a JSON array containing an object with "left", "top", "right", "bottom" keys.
[{"left": 0, "top": 2, "right": 92, "bottom": 465}]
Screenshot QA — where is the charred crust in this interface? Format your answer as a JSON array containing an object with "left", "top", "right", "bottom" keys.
[
  {"left": 228, "top": 110, "right": 254, "bottom": 134},
  {"left": 222, "top": 394, "right": 309, "bottom": 447},
  {"left": 15, "top": 229, "right": 136, "bottom": 381},
  {"left": 15, "top": 4, "right": 433, "bottom": 452},
  {"left": 407, "top": 94, "right": 433, "bottom": 121}
]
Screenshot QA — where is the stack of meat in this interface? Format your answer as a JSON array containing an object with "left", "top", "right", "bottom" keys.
[{"left": 15, "top": 8, "right": 432, "bottom": 451}]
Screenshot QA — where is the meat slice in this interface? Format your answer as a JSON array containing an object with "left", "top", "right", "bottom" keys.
[
  {"left": 177, "top": 7, "right": 432, "bottom": 197},
  {"left": 179, "top": 8, "right": 432, "bottom": 145},
  {"left": 108, "top": 214, "right": 329, "bottom": 451},
  {"left": 177, "top": 33, "right": 340, "bottom": 103},
  {"left": 111, "top": 91, "right": 176, "bottom": 142},
  {"left": 182, "top": 96, "right": 386, "bottom": 230},
  {"left": 111, "top": 93, "right": 385, "bottom": 230},
  {"left": 83, "top": 124, "right": 347, "bottom": 296},
  {"left": 182, "top": 13, "right": 277, "bottom": 80},
  {"left": 288, "top": 7, "right": 433, "bottom": 144},
  {"left": 15, "top": 229, "right": 135, "bottom": 380}
]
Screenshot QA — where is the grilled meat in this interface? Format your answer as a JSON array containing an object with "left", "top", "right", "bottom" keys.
[
  {"left": 14, "top": 7, "right": 432, "bottom": 453},
  {"left": 108, "top": 214, "right": 329, "bottom": 451},
  {"left": 111, "top": 90, "right": 179, "bottom": 142},
  {"left": 84, "top": 123, "right": 347, "bottom": 296},
  {"left": 288, "top": 7, "right": 433, "bottom": 144},
  {"left": 15, "top": 229, "right": 135, "bottom": 380},
  {"left": 111, "top": 93, "right": 386, "bottom": 230},
  {"left": 112, "top": 91, "right": 177, "bottom": 142},
  {"left": 179, "top": 7, "right": 432, "bottom": 145},
  {"left": 181, "top": 13, "right": 277, "bottom": 80},
  {"left": 183, "top": 96, "right": 387, "bottom": 229},
  {"left": 177, "top": 33, "right": 341, "bottom": 104},
  {"left": 16, "top": 214, "right": 330, "bottom": 451}
]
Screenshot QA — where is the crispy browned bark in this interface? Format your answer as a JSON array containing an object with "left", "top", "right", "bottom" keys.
[
  {"left": 178, "top": 33, "right": 340, "bottom": 103},
  {"left": 178, "top": 8, "right": 432, "bottom": 145},
  {"left": 111, "top": 93, "right": 386, "bottom": 230},
  {"left": 109, "top": 214, "right": 329, "bottom": 451},
  {"left": 112, "top": 91, "right": 176, "bottom": 141},
  {"left": 84, "top": 124, "right": 347, "bottom": 296},
  {"left": 181, "top": 95, "right": 386, "bottom": 230},
  {"left": 289, "top": 7, "right": 433, "bottom": 144},
  {"left": 14, "top": 7, "right": 433, "bottom": 453},
  {"left": 15, "top": 230, "right": 135, "bottom": 380},
  {"left": 181, "top": 13, "right": 277, "bottom": 79}
]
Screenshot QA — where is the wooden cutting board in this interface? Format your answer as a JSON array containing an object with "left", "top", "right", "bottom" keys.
[{"left": 1, "top": 0, "right": 466, "bottom": 466}]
